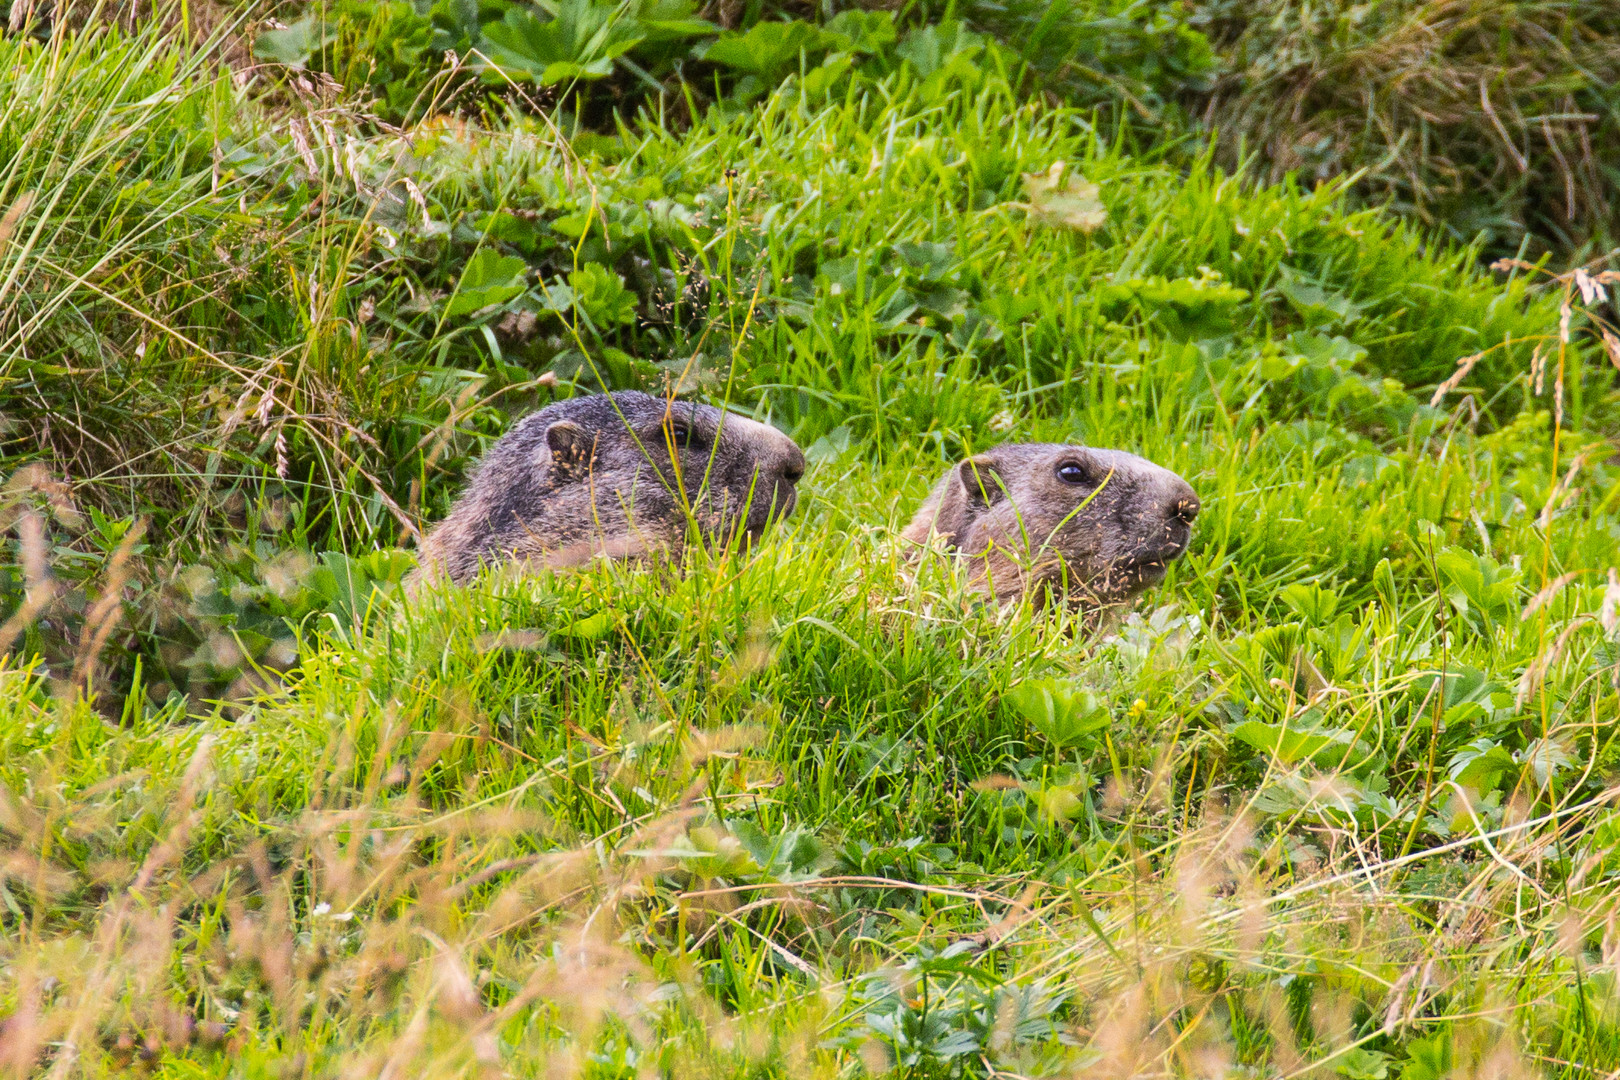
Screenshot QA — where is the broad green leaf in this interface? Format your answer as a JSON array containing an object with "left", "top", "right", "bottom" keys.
[
  {"left": 252, "top": 17, "right": 330, "bottom": 66},
  {"left": 1334, "top": 1047, "right": 1392, "bottom": 1080},
  {"left": 801, "top": 53, "right": 854, "bottom": 97},
  {"left": 632, "top": 0, "right": 715, "bottom": 42},
  {"left": 444, "top": 249, "right": 528, "bottom": 317},
  {"left": 1231, "top": 718, "right": 1359, "bottom": 765},
  {"left": 702, "top": 20, "right": 824, "bottom": 81},
  {"left": 1278, "top": 582, "right": 1341, "bottom": 624},
  {"left": 478, "top": 2, "right": 639, "bottom": 86},
  {"left": 307, "top": 551, "right": 391, "bottom": 630},
  {"left": 1283, "top": 331, "right": 1368, "bottom": 372},
  {"left": 730, "top": 820, "right": 825, "bottom": 879},
  {"left": 1278, "top": 266, "right": 1363, "bottom": 328},
  {"left": 895, "top": 20, "right": 983, "bottom": 78},
  {"left": 558, "top": 611, "right": 614, "bottom": 640},
  {"left": 1096, "top": 270, "right": 1249, "bottom": 339},
  {"left": 1002, "top": 679, "right": 1110, "bottom": 751},
  {"left": 662, "top": 825, "right": 761, "bottom": 879},
  {"left": 1518, "top": 736, "right": 1573, "bottom": 788},
  {"left": 822, "top": 9, "right": 896, "bottom": 54},
  {"left": 1398, "top": 1034, "right": 1452, "bottom": 1080},
  {"left": 1435, "top": 547, "right": 1522, "bottom": 628},
  {"left": 1020, "top": 768, "right": 1091, "bottom": 823},
  {"left": 1446, "top": 738, "right": 1516, "bottom": 791}
]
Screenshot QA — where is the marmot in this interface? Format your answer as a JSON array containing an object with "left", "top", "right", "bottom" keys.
[
  {"left": 412, "top": 391, "right": 806, "bottom": 586},
  {"left": 902, "top": 442, "right": 1200, "bottom": 607}
]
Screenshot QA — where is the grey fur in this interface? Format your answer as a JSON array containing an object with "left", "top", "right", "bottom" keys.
[
  {"left": 412, "top": 391, "right": 806, "bottom": 586},
  {"left": 902, "top": 442, "right": 1200, "bottom": 607}
]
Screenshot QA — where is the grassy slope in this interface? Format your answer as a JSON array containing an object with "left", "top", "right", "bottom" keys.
[{"left": 5, "top": 16, "right": 1620, "bottom": 1080}]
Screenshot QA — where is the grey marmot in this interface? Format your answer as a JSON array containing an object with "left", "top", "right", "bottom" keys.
[
  {"left": 412, "top": 391, "right": 806, "bottom": 586},
  {"left": 902, "top": 442, "right": 1200, "bottom": 607}
]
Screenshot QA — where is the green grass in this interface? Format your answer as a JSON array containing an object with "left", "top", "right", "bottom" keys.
[
  {"left": 960, "top": 0, "right": 1620, "bottom": 266},
  {"left": 5, "top": 7, "right": 1620, "bottom": 1078}
]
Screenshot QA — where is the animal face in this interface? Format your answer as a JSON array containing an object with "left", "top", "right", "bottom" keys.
[
  {"left": 538, "top": 392, "right": 805, "bottom": 547},
  {"left": 413, "top": 391, "right": 807, "bottom": 586},
  {"left": 913, "top": 442, "right": 1200, "bottom": 605}
]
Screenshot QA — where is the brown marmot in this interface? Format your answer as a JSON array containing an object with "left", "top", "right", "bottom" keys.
[
  {"left": 902, "top": 442, "right": 1200, "bottom": 607},
  {"left": 412, "top": 391, "right": 806, "bottom": 586}
]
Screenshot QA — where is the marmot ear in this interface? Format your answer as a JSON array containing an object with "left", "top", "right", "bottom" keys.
[
  {"left": 956, "top": 457, "right": 1006, "bottom": 511},
  {"left": 544, "top": 421, "right": 595, "bottom": 479}
]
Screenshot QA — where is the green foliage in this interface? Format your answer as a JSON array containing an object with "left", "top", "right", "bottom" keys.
[
  {"left": 7, "top": 4, "right": 1612, "bottom": 700},
  {"left": 1002, "top": 678, "right": 1111, "bottom": 753},
  {"left": 255, "top": 0, "right": 717, "bottom": 121},
  {"left": 445, "top": 247, "right": 530, "bottom": 316},
  {"left": 569, "top": 262, "right": 638, "bottom": 327},
  {"left": 1097, "top": 268, "right": 1250, "bottom": 341},
  {"left": 7, "top": 11, "right": 1620, "bottom": 1078},
  {"left": 703, "top": 19, "right": 823, "bottom": 84},
  {"left": 947, "top": 0, "right": 1217, "bottom": 120},
  {"left": 255, "top": 0, "right": 483, "bottom": 116},
  {"left": 1397, "top": 1033, "right": 1453, "bottom": 1080},
  {"left": 250, "top": 0, "right": 994, "bottom": 122},
  {"left": 1434, "top": 546, "right": 1522, "bottom": 636},
  {"left": 951, "top": 0, "right": 1620, "bottom": 264}
]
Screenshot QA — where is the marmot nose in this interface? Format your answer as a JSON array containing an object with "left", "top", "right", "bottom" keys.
[
  {"left": 778, "top": 443, "right": 806, "bottom": 485},
  {"left": 1171, "top": 493, "right": 1201, "bottom": 523}
]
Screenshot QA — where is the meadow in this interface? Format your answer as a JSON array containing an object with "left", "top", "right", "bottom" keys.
[{"left": 3, "top": 2, "right": 1620, "bottom": 1076}]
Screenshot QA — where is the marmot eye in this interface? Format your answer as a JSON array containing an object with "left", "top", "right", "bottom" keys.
[
  {"left": 1056, "top": 461, "right": 1092, "bottom": 485},
  {"left": 668, "top": 422, "right": 692, "bottom": 449}
]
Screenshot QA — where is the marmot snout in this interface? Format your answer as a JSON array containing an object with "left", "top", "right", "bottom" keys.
[
  {"left": 413, "top": 391, "right": 806, "bottom": 586},
  {"left": 902, "top": 442, "right": 1200, "bottom": 607}
]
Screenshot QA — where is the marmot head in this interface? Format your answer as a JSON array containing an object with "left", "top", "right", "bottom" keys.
[
  {"left": 902, "top": 442, "right": 1200, "bottom": 607},
  {"left": 415, "top": 391, "right": 806, "bottom": 585}
]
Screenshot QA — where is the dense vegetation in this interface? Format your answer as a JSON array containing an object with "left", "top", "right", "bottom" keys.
[{"left": 3, "top": 0, "right": 1620, "bottom": 1076}]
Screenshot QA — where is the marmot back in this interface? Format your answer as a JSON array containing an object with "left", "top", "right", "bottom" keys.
[
  {"left": 902, "top": 442, "right": 1200, "bottom": 607},
  {"left": 413, "top": 391, "right": 806, "bottom": 586}
]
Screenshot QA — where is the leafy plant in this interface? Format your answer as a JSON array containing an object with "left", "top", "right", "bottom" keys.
[
  {"left": 7, "top": 16, "right": 1620, "bottom": 1077},
  {"left": 1002, "top": 678, "right": 1111, "bottom": 753},
  {"left": 1098, "top": 269, "right": 1250, "bottom": 341},
  {"left": 1434, "top": 547, "right": 1522, "bottom": 636},
  {"left": 702, "top": 19, "right": 824, "bottom": 94},
  {"left": 445, "top": 248, "right": 530, "bottom": 317}
]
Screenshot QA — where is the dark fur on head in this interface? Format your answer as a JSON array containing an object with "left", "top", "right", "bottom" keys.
[
  {"left": 902, "top": 442, "right": 1200, "bottom": 607},
  {"left": 413, "top": 391, "right": 806, "bottom": 586}
]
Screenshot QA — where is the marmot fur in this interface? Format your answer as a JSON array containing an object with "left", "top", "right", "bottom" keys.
[
  {"left": 412, "top": 391, "right": 806, "bottom": 586},
  {"left": 902, "top": 442, "right": 1200, "bottom": 607}
]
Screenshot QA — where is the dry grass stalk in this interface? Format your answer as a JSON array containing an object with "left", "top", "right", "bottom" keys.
[{"left": 1195, "top": 0, "right": 1620, "bottom": 260}]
